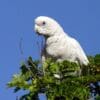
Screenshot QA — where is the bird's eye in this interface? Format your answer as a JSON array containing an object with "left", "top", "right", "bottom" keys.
[{"left": 42, "top": 21, "right": 46, "bottom": 25}]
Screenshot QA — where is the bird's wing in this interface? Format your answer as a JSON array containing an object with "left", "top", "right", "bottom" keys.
[{"left": 68, "top": 37, "right": 89, "bottom": 65}]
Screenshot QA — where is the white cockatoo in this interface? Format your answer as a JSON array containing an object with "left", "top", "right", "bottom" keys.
[{"left": 34, "top": 16, "right": 89, "bottom": 67}]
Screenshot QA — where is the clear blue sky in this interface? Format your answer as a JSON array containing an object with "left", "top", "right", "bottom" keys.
[{"left": 0, "top": 0, "right": 100, "bottom": 100}]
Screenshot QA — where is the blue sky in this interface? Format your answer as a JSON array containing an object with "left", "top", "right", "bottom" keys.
[{"left": 0, "top": 0, "right": 100, "bottom": 100}]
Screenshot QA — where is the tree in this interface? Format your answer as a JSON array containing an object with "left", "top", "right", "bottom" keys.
[{"left": 7, "top": 54, "right": 100, "bottom": 100}]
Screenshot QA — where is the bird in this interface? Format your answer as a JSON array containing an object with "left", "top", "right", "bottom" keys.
[{"left": 34, "top": 16, "right": 89, "bottom": 76}]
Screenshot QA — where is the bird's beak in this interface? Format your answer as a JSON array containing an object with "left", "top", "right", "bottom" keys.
[{"left": 34, "top": 26, "right": 41, "bottom": 35}]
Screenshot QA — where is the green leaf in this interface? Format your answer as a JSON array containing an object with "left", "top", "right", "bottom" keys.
[{"left": 7, "top": 55, "right": 100, "bottom": 100}]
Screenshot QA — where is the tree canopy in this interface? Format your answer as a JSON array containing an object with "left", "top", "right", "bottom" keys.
[{"left": 7, "top": 54, "right": 100, "bottom": 100}]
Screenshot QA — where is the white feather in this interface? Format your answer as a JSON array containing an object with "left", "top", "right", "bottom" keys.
[{"left": 34, "top": 16, "right": 89, "bottom": 66}]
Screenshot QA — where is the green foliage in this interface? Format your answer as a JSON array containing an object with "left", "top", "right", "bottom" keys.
[
  {"left": 96, "top": 96, "right": 100, "bottom": 100},
  {"left": 7, "top": 54, "right": 100, "bottom": 100}
]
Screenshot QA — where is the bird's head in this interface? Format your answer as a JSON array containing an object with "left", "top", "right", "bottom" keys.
[{"left": 34, "top": 16, "right": 64, "bottom": 37}]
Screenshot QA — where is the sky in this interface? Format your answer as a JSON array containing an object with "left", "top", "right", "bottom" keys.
[{"left": 0, "top": 0, "right": 100, "bottom": 100}]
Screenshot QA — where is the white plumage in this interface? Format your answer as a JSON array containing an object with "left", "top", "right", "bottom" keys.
[{"left": 34, "top": 16, "right": 89, "bottom": 66}]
